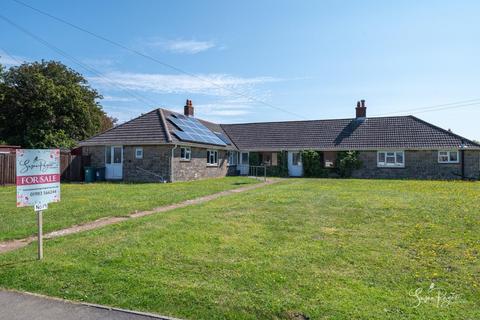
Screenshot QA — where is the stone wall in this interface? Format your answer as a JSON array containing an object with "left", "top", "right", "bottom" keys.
[
  {"left": 352, "top": 150, "right": 480, "bottom": 180},
  {"left": 82, "top": 145, "right": 172, "bottom": 182},
  {"left": 81, "top": 146, "right": 105, "bottom": 167},
  {"left": 172, "top": 146, "right": 229, "bottom": 181},
  {"left": 123, "top": 145, "right": 171, "bottom": 182}
]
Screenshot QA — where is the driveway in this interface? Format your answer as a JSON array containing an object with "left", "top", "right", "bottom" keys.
[{"left": 0, "top": 290, "right": 181, "bottom": 320}]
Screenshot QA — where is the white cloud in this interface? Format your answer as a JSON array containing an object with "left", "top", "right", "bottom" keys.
[
  {"left": 0, "top": 51, "right": 28, "bottom": 66},
  {"left": 101, "top": 95, "right": 136, "bottom": 102},
  {"left": 89, "top": 72, "right": 281, "bottom": 97},
  {"left": 145, "top": 38, "right": 216, "bottom": 54},
  {"left": 191, "top": 97, "right": 262, "bottom": 120}
]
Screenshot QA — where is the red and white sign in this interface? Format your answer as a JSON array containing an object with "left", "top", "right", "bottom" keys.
[{"left": 16, "top": 149, "right": 61, "bottom": 209}]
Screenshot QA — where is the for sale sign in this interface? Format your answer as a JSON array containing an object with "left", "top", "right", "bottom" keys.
[{"left": 16, "top": 149, "right": 61, "bottom": 209}]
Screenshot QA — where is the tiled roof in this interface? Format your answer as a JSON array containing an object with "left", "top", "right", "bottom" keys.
[
  {"left": 79, "top": 109, "right": 169, "bottom": 146},
  {"left": 80, "top": 108, "right": 480, "bottom": 151},
  {"left": 221, "top": 116, "right": 480, "bottom": 151},
  {"left": 79, "top": 108, "right": 233, "bottom": 149}
]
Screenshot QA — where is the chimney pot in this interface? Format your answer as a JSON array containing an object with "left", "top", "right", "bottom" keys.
[
  {"left": 355, "top": 99, "right": 367, "bottom": 118},
  {"left": 184, "top": 99, "right": 194, "bottom": 117}
]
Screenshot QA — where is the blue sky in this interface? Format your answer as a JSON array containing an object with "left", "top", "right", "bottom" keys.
[{"left": 1, "top": 0, "right": 479, "bottom": 140}]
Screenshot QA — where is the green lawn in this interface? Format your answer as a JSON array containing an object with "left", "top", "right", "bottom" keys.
[
  {"left": 0, "top": 177, "right": 257, "bottom": 241},
  {"left": 0, "top": 179, "right": 479, "bottom": 319}
]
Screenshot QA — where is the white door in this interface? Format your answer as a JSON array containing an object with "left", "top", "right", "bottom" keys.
[
  {"left": 105, "top": 146, "right": 123, "bottom": 179},
  {"left": 288, "top": 151, "right": 303, "bottom": 177},
  {"left": 238, "top": 152, "right": 249, "bottom": 175}
]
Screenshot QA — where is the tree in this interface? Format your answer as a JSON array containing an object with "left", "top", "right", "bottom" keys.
[{"left": 0, "top": 60, "right": 115, "bottom": 148}]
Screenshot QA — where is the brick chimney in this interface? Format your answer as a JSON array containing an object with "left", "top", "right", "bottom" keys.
[
  {"left": 356, "top": 99, "right": 366, "bottom": 118},
  {"left": 184, "top": 99, "right": 194, "bottom": 117}
]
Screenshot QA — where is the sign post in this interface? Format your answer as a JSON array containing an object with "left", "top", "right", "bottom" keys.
[{"left": 16, "top": 149, "right": 60, "bottom": 260}]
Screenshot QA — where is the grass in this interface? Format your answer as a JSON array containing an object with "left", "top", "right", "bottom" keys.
[
  {"left": 0, "top": 177, "right": 257, "bottom": 241},
  {"left": 0, "top": 179, "right": 479, "bottom": 319}
]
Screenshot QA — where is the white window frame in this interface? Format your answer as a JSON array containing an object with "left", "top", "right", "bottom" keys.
[
  {"left": 180, "top": 147, "right": 191, "bottom": 161},
  {"left": 227, "top": 151, "right": 238, "bottom": 166},
  {"left": 438, "top": 150, "right": 459, "bottom": 163},
  {"left": 135, "top": 147, "right": 143, "bottom": 159},
  {"left": 377, "top": 151, "right": 405, "bottom": 168},
  {"left": 292, "top": 152, "right": 302, "bottom": 166},
  {"left": 207, "top": 150, "right": 218, "bottom": 166}
]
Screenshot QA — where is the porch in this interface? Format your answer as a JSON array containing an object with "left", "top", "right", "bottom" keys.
[{"left": 233, "top": 151, "right": 338, "bottom": 177}]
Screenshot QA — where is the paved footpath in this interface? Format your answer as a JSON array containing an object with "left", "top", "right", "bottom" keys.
[
  {"left": 0, "top": 290, "right": 182, "bottom": 320},
  {"left": 0, "top": 179, "right": 279, "bottom": 254}
]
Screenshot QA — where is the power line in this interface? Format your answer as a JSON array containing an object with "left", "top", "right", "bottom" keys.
[
  {"left": 0, "top": 13, "right": 162, "bottom": 109},
  {"left": 373, "top": 99, "right": 480, "bottom": 117},
  {"left": 374, "top": 98, "right": 480, "bottom": 116},
  {"left": 11, "top": 0, "right": 306, "bottom": 120}
]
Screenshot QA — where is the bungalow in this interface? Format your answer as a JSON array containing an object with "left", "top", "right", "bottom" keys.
[{"left": 79, "top": 99, "right": 480, "bottom": 181}]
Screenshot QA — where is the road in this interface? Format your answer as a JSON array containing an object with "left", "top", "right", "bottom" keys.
[{"left": 0, "top": 290, "right": 180, "bottom": 320}]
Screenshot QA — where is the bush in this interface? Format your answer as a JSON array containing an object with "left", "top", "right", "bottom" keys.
[
  {"left": 335, "top": 151, "right": 362, "bottom": 178},
  {"left": 301, "top": 150, "right": 328, "bottom": 177}
]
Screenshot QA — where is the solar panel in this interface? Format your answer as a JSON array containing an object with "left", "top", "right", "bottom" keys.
[
  {"left": 214, "top": 132, "right": 232, "bottom": 145},
  {"left": 169, "top": 115, "right": 226, "bottom": 146}
]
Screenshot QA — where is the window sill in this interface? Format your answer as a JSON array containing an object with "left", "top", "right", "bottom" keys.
[
  {"left": 207, "top": 164, "right": 219, "bottom": 167},
  {"left": 377, "top": 165, "right": 405, "bottom": 168},
  {"left": 180, "top": 159, "right": 191, "bottom": 162},
  {"left": 438, "top": 161, "right": 459, "bottom": 164}
]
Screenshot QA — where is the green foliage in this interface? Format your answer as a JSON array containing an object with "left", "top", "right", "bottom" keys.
[
  {"left": 335, "top": 150, "right": 362, "bottom": 177},
  {"left": 301, "top": 150, "right": 328, "bottom": 177},
  {"left": 0, "top": 60, "right": 114, "bottom": 148},
  {"left": 266, "top": 151, "right": 288, "bottom": 177},
  {"left": 249, "top": 152, "right": 261, "bottom": 166}
]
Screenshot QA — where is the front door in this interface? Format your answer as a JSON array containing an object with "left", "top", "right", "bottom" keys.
[
  {"left": 105, "top": 146, "right": 123, "bottom": 179},
  {"left": 239, "top": 152, "right": 249, "bottom": 175},
  {"left": 288, "top": 151, "right": 303, "bottom": 177}
]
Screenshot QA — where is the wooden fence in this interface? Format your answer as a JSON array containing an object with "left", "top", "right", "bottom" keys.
[{"left": 0, "top": 153, "right": 90, "bottom": 185}]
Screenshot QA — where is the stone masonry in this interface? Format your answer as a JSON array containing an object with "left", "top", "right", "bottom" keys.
[
  {"left": 82, "top": 145, "right": 233, "bottom": 182},
  {"left": 123, "top": 145, "right": 171, "bottom": 182},
  {"left": 352, "top": 150, "right": 480, "bottom": 180},
  {"left": 172, "top": 146, "right": 230, "bottom": 181}
]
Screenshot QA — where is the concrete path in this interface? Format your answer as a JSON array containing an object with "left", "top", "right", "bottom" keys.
[
  {"left": 0, "top": 179, "right": 279, "bottom": 254},
  {"left": 0, "top": 290, "right": 182, "bottom": 320}
]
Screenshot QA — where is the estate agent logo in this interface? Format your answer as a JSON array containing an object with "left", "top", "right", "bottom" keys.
[
  {"left": 409, "top": 283, "right": 460, "bottom": 308},
  {"left": 16, "top": 149, "right": 60, "bottom": 208}
]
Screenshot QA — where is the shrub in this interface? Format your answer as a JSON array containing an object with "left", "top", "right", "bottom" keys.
[
  {"left": 301, "top": 150, "right": 329, "bottom": 177},
  {"left": 335, "top": 151, "right": 362, "bottom": 178}
]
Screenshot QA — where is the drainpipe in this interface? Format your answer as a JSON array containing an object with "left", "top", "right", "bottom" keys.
[
  {"left": 460, "top": 141, "right": 466, "bottom": 180},
  {"left": 170, "top": 144, "right": 178, "bottom": 182}
]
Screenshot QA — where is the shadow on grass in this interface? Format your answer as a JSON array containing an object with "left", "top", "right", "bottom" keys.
[
  {"left": 0, "top": 258, "right": 37, "bottom": 268},
  {"left": 233, "top": 182, "right": 251, "bottom": 185}
]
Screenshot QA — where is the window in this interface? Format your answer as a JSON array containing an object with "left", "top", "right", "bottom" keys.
[
  {"left": 180, "top": 147, "right": 191, "bottom": 161},
  {"left": 438, "top": 151, "right": 459, "bottom": 163},
  {"left": 241, "top": 152, "right": 249, "bottom": 165},
  {"left": 207, "top": 150, "right": 218, "bottom": 165},
  {"left": 227, "top": 151, "right": 238, "bottom": 165},
  {"left": 135, "top": 147, "right": 143, "bottom": 159},
  {"left": 105, "top": 147, "right": 111, "bottom": 164},
  {"left": 377, "top": 151, "right": 404, "bottom": 167},
  {"left": 292, "top": 152, "right": 302, "bottom": 166}
]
